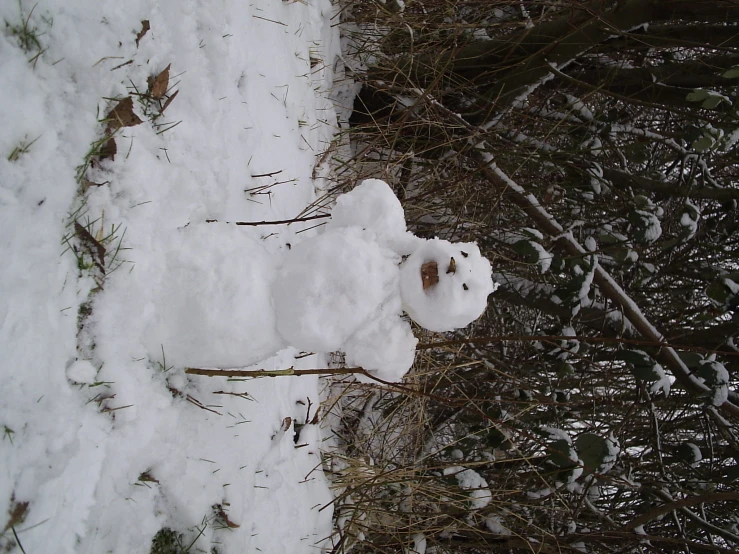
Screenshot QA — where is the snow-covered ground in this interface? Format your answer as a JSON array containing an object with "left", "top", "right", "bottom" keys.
[{"left": 0, "top": 1, "right": 346, "bottom": 552}]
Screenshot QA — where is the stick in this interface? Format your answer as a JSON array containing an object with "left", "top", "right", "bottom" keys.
[
  {"left": 204, "top": 214, "right": 330, "bottom": 226},
  {"left": 185, "top": 366, "right": 364, "bottom": 378}
]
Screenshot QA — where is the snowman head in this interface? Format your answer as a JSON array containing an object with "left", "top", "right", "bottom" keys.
[{"left": 399, "top": 238, "right": 495, "bottom": 332}]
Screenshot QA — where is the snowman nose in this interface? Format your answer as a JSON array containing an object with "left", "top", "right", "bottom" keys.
[
  {"left": 446, "top": 257, "right": 456, "bottom": 275},
  {"left": 421, "top": 261, "right": 439, "bottom": 290}
]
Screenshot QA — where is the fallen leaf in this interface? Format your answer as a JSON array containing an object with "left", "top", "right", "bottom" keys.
[
  {"left": 160, "top": 89, "right": 179, "bottom": 113},
  {"left": 74, "top": 222, "right": 106, "bottom": 274},
  {"left": 214, "top": 504, "right": 240, "bottom": 529},
  {"left": 137, "top": 471, "right": 159, "bottom": 484},
  {"left": 105, "top": 97, "right": 143, "bottom": 131},
  {"left": 135, "top": 20, "right": 150, "bottom": 47},
  {"left": 99, "top": 136, "right": 117, "bottom": 161},
  {"left": 149, "top": 64, "right": 171, "bottom": 99},
  {"left": 83, "top": 178, "right": 107, "bottom": 188},
  {"left": 3, "top": 500, "right": 29, "bottom": 533},
  {"left": 281, "top": 416, "right": 292, "bottom": 432}
]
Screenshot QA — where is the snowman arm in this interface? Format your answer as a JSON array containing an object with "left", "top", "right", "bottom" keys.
[
  {"left": 343, "top": 315, "right": 417, "bottom": 383},
  {"left": 328, "top": 180, "right": 408, "bottom": 238}
]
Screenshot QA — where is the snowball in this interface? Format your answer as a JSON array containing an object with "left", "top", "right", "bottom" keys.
[
  {"left": 144, "top": 224, "right": 283, "bottom": 368},
  {"left": 327, "top": 179, "right": 420, "bottom": 254},
  {"left": 344, "top": 308, "right": 417, "bottom": 382},
  {"left": 273, "top": 227, "right": 400, "bottom": 352},
  {"left": 66, "top": 360, "right": 97, "bottom": 384},
  {"left": 400, "top": 239, "right": 495, "bottom": 332}
]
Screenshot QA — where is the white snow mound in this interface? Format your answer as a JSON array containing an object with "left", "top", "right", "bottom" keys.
[
  {"left": 400, "top": 238, "right": 495, "bottom": 332},
  {"left": 327, "top": 178, "right": 422, "bottom": 255},
  {"left": 273, "top": 227, "right": 400, "bottom": 352},
  {"left": 144, "top": 223, "right": 283, "bottom": 368},
  {"left": 344, "top": 305, "right": 418, "bottom": 382}
]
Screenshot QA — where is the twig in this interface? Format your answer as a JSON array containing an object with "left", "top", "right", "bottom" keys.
[
  {"left": 186, "top": 367, "right": 363, "bottom": 378},
  {"left": 204, "top": 214, "right": 330, "bottom": 226},
  {"left": 251, "top": 170, "right": 283, "bottom": 178},
  {"left": 186, "top": 367, "right": 460, "bottom": 405},
  {"left": 417, "top": 334, "right": 739, "bottom": 357},
  {"left": 186, "top": 394, "right": 222, "bottom": 415}
]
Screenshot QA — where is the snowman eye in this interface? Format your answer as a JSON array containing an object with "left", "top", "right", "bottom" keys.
[
  {"left": 460, "top": 251, "right": 468, "bottom": 258},
  {"left": 463, "top": 283, "right": 469, "bottom": 290}
]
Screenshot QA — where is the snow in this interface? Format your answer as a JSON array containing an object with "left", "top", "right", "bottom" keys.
[
  {"left": 326, "top": 178, "right": 420, "bottom": 255},
  {"left": 274, "top": 227, "right": 400, "bottom": 352},
  {"left": 725, "top": 278, "right": 739, "bottom": 296},
  {"left": 485, "top": 515, "right": 511, "bottom": 535},
  {"left": 404, "top": 533, "right": 427, "bottom": 554},
  {"left": 0, "top": 0, "right": 346, "bottom": 552},
  {"left": 696, "top": 360, "right": 730, "bottom": 406},
  {"left": 145, "top": 223, "right": 283, "bottom": 368},
  {"left": 400, "top": 238, "right": 496, "bottom": 332},
  {"left": 634, "top": 210, "right": 662, "bottom": 243},
  {"left": 683, "top": 442, "right": 703, "bottom": 465},
  {"left": 601, "top": 434, "right": 621, "bottom": 474},
  {"left": 648, "top": 363, "right": 672, "bottom": 397},
  {"left": 522, "top": 227, "right": 544, "bottom": 240},
  {"left": 443, "top": 466, "right": 493, "bottom": 509},
  {"left": 530, "top": 241, "right": 553, "bottom": 273},
  {"left": 66, "top": 360, "right": 99, "bottom": 385},
  {"left": 680, "top": 201, "right": 700, "bottom": 239}
]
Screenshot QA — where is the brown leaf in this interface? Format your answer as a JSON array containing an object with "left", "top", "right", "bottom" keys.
[
  {"left": 150, "top": 64, "right": 171, "bottom": 99},
  {"left": 421, "top": 261, "right": 439, "bottom": 290},
  {"left": 3, "top": 499, "right": 29, "bottom": 533},
  {"left": 83, "top": 178, "right": 107, "bottom": 188},
  {"left": 137, "top": 471, "right": 159, "bottom": 484},
  {"left": 214, "top": 504, "right": 240, "bottom": 529},
  {"left": 99, "top": 136, "right": 117, "bottom": 161},
  {"left": 135, "top": 20, "right": 150, "bottom": 47},
  {"left": 74, "top": 222, "right": 106, "bottom": 274},
  {"left": 280, "top": 416, "right": 292, "bottom": 432},
  {"left": 160, "top": 89, "right": 179, "bottom": 113},
  {"left": 105, "top": 97, "right": 143, "bottom": 131}
]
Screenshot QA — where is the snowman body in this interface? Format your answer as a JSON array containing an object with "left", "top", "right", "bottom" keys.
[{"left": 145, "top": 180, "right": 495, "bottom": 381}]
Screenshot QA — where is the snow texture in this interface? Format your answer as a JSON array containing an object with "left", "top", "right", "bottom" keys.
[
  {"left": 0, "top": 0, "right": 344, "bottom": 552},
  {"left": 274, "top": 227, "right": 400, "bottom": 352},
  {"left": 443, "top": 466, "right": 493, "bottom": 509},
  {"left": 326, "top": 178, "right": 421, "bottom": 256},
  {"left": 145, "top": 223, "right": 283, "bottom": 368},
  {"left": 486, "top": 515, "right": 511, "bottom": 535}
]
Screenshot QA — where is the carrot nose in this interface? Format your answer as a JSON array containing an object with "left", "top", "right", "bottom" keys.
[{"left": 446, "top": 257, "right": 456, "bottom": 274}]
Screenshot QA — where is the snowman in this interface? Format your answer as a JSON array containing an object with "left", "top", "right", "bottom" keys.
[{"left": 145, "top": 180, "right": 495, "bottom": 382}]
